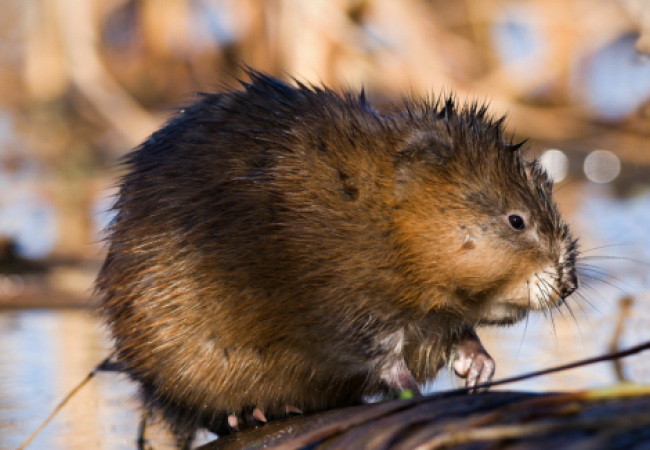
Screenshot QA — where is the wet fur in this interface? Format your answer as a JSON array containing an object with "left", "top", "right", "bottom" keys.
[{"left": 96, "top": 70, "right": 577, "bottom": 437}]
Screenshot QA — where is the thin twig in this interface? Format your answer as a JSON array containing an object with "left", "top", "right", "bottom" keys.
[
  {"left": 15, "top": 351, "right": 116, "bottom": 450},
  {"left": 609, "top": 296, "right": 634, "bottom": 382}
]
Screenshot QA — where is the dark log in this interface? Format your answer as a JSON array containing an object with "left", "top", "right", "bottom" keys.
[{"left": 199, "top": 387, "right": 650, "bottom": 450}]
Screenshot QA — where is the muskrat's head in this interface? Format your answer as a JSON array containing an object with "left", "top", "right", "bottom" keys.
[{"left": 391, "top": 98, "right": 578, "bottom": 325}]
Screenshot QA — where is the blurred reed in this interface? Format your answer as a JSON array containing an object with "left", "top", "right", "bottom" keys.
[{"left": 0, "top": 0, "right": 649, "bottom": 258}]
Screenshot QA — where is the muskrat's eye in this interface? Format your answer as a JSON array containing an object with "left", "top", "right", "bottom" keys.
[{"left": 508, "top": 215, "right": 525, "bottom": 231}]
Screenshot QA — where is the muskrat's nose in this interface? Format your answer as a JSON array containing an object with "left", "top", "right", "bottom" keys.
[{"left": 560, "top": 271, "right": 578, "bottom": 298}]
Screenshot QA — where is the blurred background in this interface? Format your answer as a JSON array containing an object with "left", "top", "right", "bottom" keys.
[{"left": 2, "top": 0, "right": 650, "bottom": 449}]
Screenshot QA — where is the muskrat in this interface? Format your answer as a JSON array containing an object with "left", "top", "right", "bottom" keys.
[{"left": 96, "top": 70, "right": 578, "bottom": 442}]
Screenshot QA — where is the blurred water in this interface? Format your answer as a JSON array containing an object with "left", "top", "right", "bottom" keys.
[
  {"left": 0, "top": 168, "right": 56, "bottom": 260},
  {"left": 1, "top": 183, "right": 650, "bottom": 449},
  {"left": 572, "top": 34, "right": 650, "bottom": 121},
  {"left": 492, "top": 4, "right": 545, "bottom": 69},
  {"left": 491, "top": 9, "right": 650, "bottom": 119}
]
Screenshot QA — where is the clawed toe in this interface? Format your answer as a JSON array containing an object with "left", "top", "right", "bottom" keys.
[
  {"left": 227, "top": 405, "right": 301, "bottom": 432},
  {"left": 286, "top": 405, "right": 303, "bottom": 415},
  {"left": 252, "top": 407, "right": 267, "bottom": 423},
  {"left": 228, "top": 407, "right": 268, "bottom": 433},
  {"left": 227, "top": 414, "right": 239, "bottom": 431}
]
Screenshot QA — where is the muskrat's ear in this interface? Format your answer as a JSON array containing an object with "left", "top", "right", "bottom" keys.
[
  {"left": 393, "top": 131, "right": 448, "bottom": 201},
  {"left": 395, "top": 130, "right": 448, "bottom": 166}
]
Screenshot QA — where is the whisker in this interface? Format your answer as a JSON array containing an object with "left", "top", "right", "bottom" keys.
[
  {"left": 578, "top": 281, "right": 601, "bottom": 297},
  {"left": 569, "top": 292, "right": 587, "bottom": 314},
  {"left": 553, "top": 177, "right": 581, "bottom": 194},
  {"left": 574, "top": 262, "right": 612, "bottom": 271},
  {"left": 542, "top": 276, "right": 565, "bottom": 303},
  {"left": 579, "top": 243, "right": 635, "bottom": 254},
  {"left": 563, "top": 299, "right": 580, "bottom": 329},
  {"left": 535, "top": 282, "right": 549, "bottom": 313},
  {"left": 542, "top": 271, "right": 560, "bottom": 283},
  {"left": 543, "top": 278, "right": 584, "bottom": 344},
  {"left": 577, "top": 273, "right": 630, "bottom": 295},
  {"left": 552, "top": 294, "right": 570, "bottom": 325},
  {"left": 536, "top": 276, "right": 557, "bottom": 344},
  {"left": 576, "top": 283, "right": 607, "bottom": 311},
  {"left": 564, "top": 302, "right": 584, "bottom": 336},
  {"left": 568, "top": 291, "right": 596, "bottom": 331},
  {"left": 575, "top": 267, "right": 634, "bottom": 290},
  {"left": 578, "top": 256, "right": 650, "bottom": 267},
  {"left": 515, "top": 281, "right": 532, "bottom": 362},
  {"left": 547, "top": 301, "right": 558, "bottom": 347}
]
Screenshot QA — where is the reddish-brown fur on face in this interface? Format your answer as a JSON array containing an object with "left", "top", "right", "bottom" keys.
[{"left": 96, "top": 70, "right": 578, "bottom": 438}]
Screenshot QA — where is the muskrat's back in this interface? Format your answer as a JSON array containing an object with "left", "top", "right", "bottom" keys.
[{"left": 97, "top": 70, "right": 578, "bottom": 439}]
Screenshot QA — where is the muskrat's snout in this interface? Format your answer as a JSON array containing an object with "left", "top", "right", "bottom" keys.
[
  {"left": 536, "top": 234, "right": 579, "bottom": 309},
  {"left": 554, "top": 264, "right": 578, "bottom": 305},
  {"left": 560, "top": 276, "right": 578, "bottom": 299},
  {"left": 510, "top": 222, "right": 578, "bottom": 314}
]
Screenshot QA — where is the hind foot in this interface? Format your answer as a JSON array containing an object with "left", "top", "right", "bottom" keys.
[{"left": 226, "top": 405, "right": 303, "bottom": 432}]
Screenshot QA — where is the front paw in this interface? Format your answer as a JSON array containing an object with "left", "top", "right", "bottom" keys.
[{"left": 452, "top": 334, "right": 495, "bottom": 392}]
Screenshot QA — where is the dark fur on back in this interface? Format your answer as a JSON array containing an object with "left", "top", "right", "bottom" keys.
[{"left": 96, "top": 70, "right": 576, "bottom": 437}]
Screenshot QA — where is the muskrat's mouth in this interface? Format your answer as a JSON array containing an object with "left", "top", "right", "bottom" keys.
[
  {"left": 475, "top": 265, "right": 576, "bottom": 325},
  {"left": 479, "top": 302, "right": 529, "bottom": 325}
]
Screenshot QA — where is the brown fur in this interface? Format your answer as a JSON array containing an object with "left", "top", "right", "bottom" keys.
[{"left": 96, "top": 70, "right": 578, "bottom": 438}]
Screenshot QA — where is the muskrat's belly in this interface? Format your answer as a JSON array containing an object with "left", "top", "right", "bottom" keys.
[{"left": 120, "top": 319, "right": 387, "bottom": 433}]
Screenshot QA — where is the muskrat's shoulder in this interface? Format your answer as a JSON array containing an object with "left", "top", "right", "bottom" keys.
[{"left": 119, "top": 71, "right": 399, "bottom": 196}]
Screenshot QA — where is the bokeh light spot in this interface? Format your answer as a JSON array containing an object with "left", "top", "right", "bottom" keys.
[
  {"left": 583, "top": 150, "right": 621, "bottom": 183},
  {"left": 539, "top": 149, "right": 569, "bottom": 182}
]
